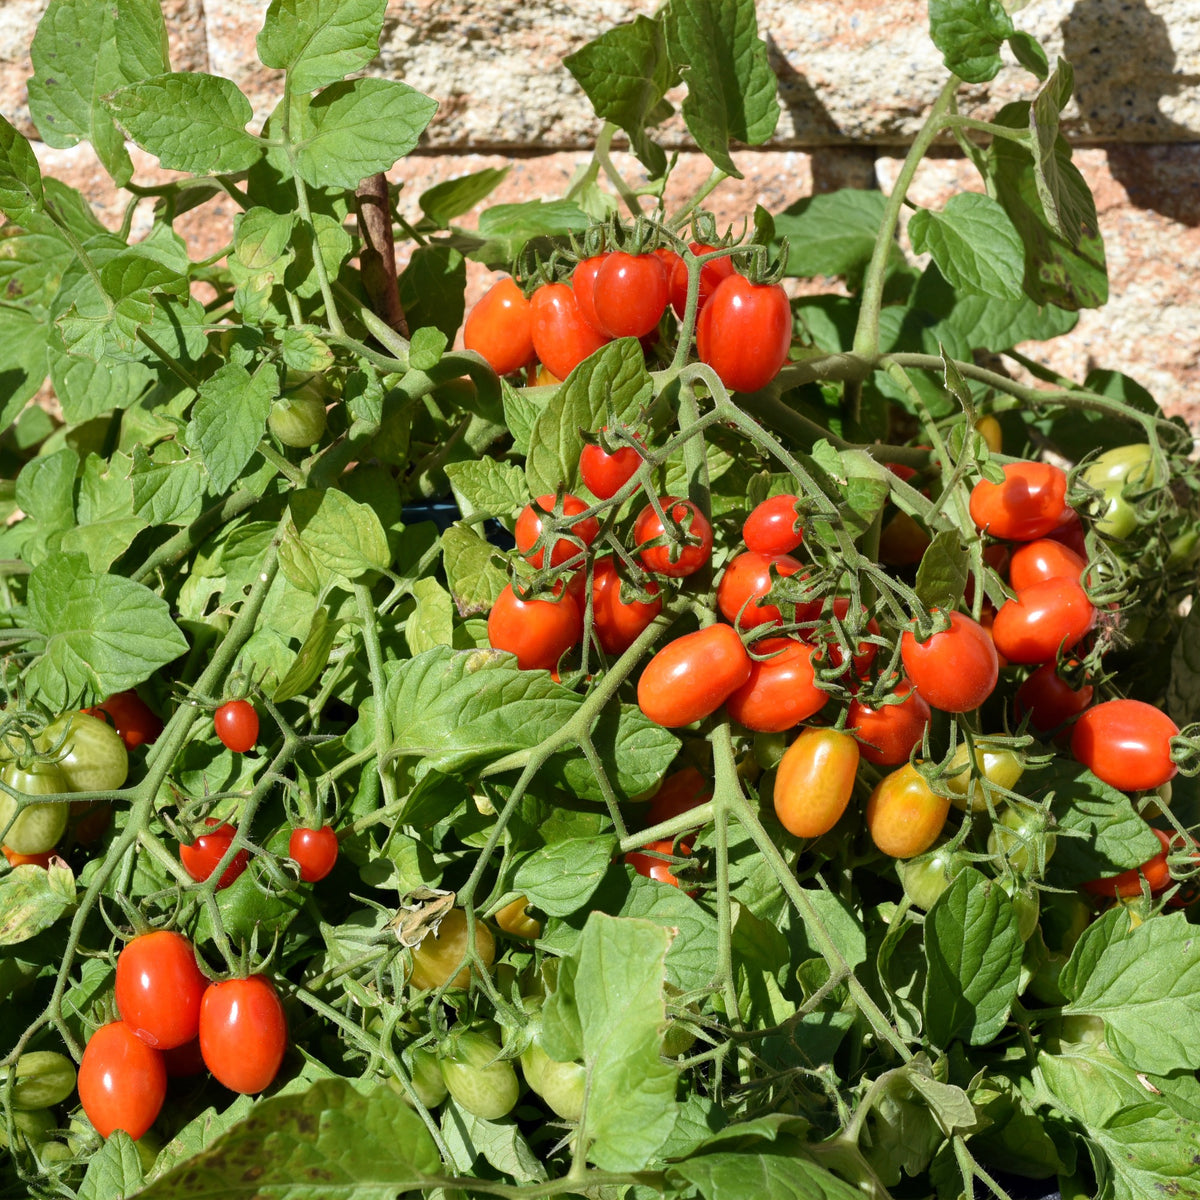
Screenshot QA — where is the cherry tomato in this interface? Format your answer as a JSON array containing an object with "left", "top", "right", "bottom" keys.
[
  {"left": 1014, "top": 663, "right": 1093, "bottom": 736},
  {"left": 669, "top": 242, "right": 736, "bottom": 318},
  {"left": 115, "top": 931, "right": 208, "bottom": 1050},
  {"left": 743, "top": 493, "right": 803, "bottom": 556},
  {"left": 696, "top": 275, "right": 792, "bottom": 393},
  {"left": 1080, "top": 444, "right": 1159, "bottom": 539},
  {"left": 11, "top": 1050, "right": 76, "bottom": 1110},
  {"left": 439, "top": 1031, "right": 519, "bottom": 1120},
  {"left": 463, "top": 277, "right": 535, "bottom": 376},
  {"left": 900, "top": 611, "right": 999, "bottom": 713},
  {"left": 40, "top": 712, "right": 128, "bottom": 792},
  {"left": 514, "top": 493, "right": 600, "bottom": 568},
  {"left": 0, "top": 761, "right": 69, "bottom": 855},
  {"left": 527, "top": 1047, "right": 586, "bottom": 1122},
  {"left": 942, "top": 742, "right": 1025, "bottom": 813},
  {"left": 625, "top": 838, "right": 691, "bottom": 887},
  {"left": 814, "top": 597, "right": 880, "bottom": 678},
  {"left": 3, "top": 845, "right": 53, "bottom": 868},
  {"left": 409, "top": 908, "right": 496, "bottom": 990},
  {"left": 772, "top": 728, "right": 859, "bottom": 838},
  {"left": 1084, "top": 827, "right": 1174, "bottom": 897},
  {"left": 570, "top": 254, "right": 610, "bottom": 337},
  {"left": 289, "top": 825, "right": 339, "bottom": 882},
  {"left": 716, "top": 550, "right": 803, "bottom": 629},
  {"left": 580, "top": 429, "right": 642, "bottom": 499},
  {"left": 214, "top": 700, "right": 258, "bottom": 753},
  {"left": 1008, "top": 539, "right": 1087, "bottom": 591},
  {"left": 969, "top": 461, "right": 1069, "bottom": 541},
  {"left": 592, "top": 251, "right": 669, "bottom": 338},
  {"left": 896, "top": 841, "right": 968, "bottom": 910},
  {"left": 590, "top": 557, "right": 661, "bottom": 656},
  {"left": 87, "top": 691, "right": 163, "bottom": 750},
  {"left": 645, "top": 767, "right": 711, "bottom": 826},
  {"left": 78, "top": 1022, "right": 166, "bottom": 1140},
  {"left": 987, "top": 804, "right": 1057, "bottom": 875},
  {"left": 847, "top": 679, "right": 931, "bottom": 766},
  {"left": 637, "top": 625, "right": 752, "bottom": 728},
  {"left": 879, "top": 511, "right": 932, "bottom": 567},
  {"left": 1045, "top": 506, "right": 1088, "bottom": 558},
  {"left": 493, "top": 896, "right": 541, "bottom": 940},
  {"left": 725, "top": 638, "right": 825, "bottom": 733},
  {"left": 1071, "top": 699, "right": 1179, "bottom": 791},
  {"left": 199, "top": 975, "right": 287, "bottom": 1094},
  {"left": 268, "top": 392, "right": 327, "bottom": 448},
  {"left": 991, "top": 578, "right": 1095, "bottom": 664},
  {"left": 179, "top": 819, "right": 248, "bottom": 890},
  {"left": 634, "top": 497, "right": 713, "bottom": 577},
  {"left": 530, "top": 283, "right": 609, "bottom": 381},
  {"left": 865, "top": 763, "right": 951, "bottom": 859},
  {"left": 976, "top": 414, "right": 1003, "bottom": 454},
  {"left": 487, "top": 583, "right": 583, "bottom": 671}
]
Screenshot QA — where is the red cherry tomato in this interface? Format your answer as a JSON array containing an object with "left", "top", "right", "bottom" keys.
[
  {"left": 814, "top": 597, "right": 881, "bottom": 678},
  {"left": 571, "top": 255, "right": 610, "bottom": 337},
  {"left": 1071, "top": 699, "right": 1179, "bottom": 792},
  {"left": 161, "top": 1036, "right": 207, "bottom": 1078},
  {"left": 289, "top": 825, "right": 339, "bottom": 883},
  {"left": 637, "top": 625, "right": 752, "bottom": 728},
  {"left": 696, "top": 275, "right": 792, "bottom": 393},
  {"left": 591, "top": 557, "right": 662, "bottom": 656},
  {"left": 1014, "top": 663, "right": 1093, "bottom": 736},
  {"left": 592, "top": 251, "right": 669, "bottom": 338},
  {"left": 3, "top": 846, "right": 54, "bottom": 868},
  {"left": 847, "top": 679, "right": 932, "bottom": 766},
  {"left": 487, "top": 583, "right": 583, "bottom": 672},
  {"left": 634, "top": 497, "right": 714, "bottom": 577},
  {"left": 514, "top": 493, "right": 600, "bottom": 568},
  {"left": 773, "top": 728, "right": 860, "bottom": 838},
  {"left": 1084, "top": 827, "right": 1175, "bottom": 897},
  {"left": 179, "top": 819, "right": 248, "bottom": 890},
  {"left": 199, "top": 975, "right": 287, "bottom": 1094},
  {"left": 530, "top": 283, "right": 609, "bottom": 381},
  {"left": 214, "top": 699, "right": 258, "bottom": 753},
  {"left": 725, "top": 637, "right": 825, "bottom": 733},
  {"left": 86, "top": 690, "right": 163, "bottom": 750},
  {"left": 1009, "top": 539, "right": 1087, "bottom": 591},
  {"left": 463, "top": 277, "right": 534, "bottom": 376},
  {"left": 743, "top": 493, "right": 803, "bottom": 556},
  {"left": 625, "top": 839, "right": 691, "bottom": 888},
  {"left": 991, "top": 578, "right": 1096, "bottom": 664},
  {"left": 645, "top": 767, "right": 712, "bottom": 827},
  {"left": 115, "top": 931, "right": 208, "bottom": 1050},
  {"left": 78, "top": 1021, "right": 167, "bottom": 1140},
  {"left": 1045, "top": 506, "right": 1088, "bottom": 558},
  {"left": 580, "top": 429, "right": 642, "bottom": 499},
  {"left": 969, "top": 462, "right": 1069, "bottom": 541},
  {"left": 900, "top": 611, "right": 999, "bottom": 713},
  {"left": 669, "top": 243, "right": 736, "bottom": 318},
  {"left": 716, "top": 550, "right": 803, "bottom": 629}
]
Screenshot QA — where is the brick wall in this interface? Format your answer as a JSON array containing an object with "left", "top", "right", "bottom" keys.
[{"left": 2, "top": 0, "right": 1198, "bottom": 427}]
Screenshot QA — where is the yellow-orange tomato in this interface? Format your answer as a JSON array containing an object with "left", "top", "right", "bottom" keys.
[
  {"left": 494, "top": 895, "right": 541, "bottom": 940},
  {"left": 409, "top": 909, "right": 496, "bottom": 991},
  {"left": 773, "top": 728, "right": 860, "bottom": 838},
  {"left": 865, "top": 763, "right": 951, "bottom": 859},
  {"left": 976, "top": 415, "right": 1003, "bottom": 454}
]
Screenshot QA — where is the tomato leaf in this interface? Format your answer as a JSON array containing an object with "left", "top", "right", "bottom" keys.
[
  {"left": 1007, "top": 30, "right": 1049, "bottom": 80},
  {"left": 420, "top": 167, "right": 510, "bottom": 230},
  {"left": 187, "top": 363, "right": 276, "bottom": 495},
  {"left": 662, "top": 0, "right": 779, "bottom": 179},
  {"left": 908, "top": 194, "right": 1025, "bottom": 301},
  {"left": 440, "top": 1097, "right": 547, "bottom": 1182},
  {"left": 286, "top": 487, "right": 391, "bottom": 583},
  {"left": 257, "top": 0, "right": 388, "bottom": 95},
  {"left": 1167, "top": 601, "right": 1200, "bottom": 727},
  {"left": 398, "top": 245, "right": 467, "bottom": 342},
  {"left": 25, "top": 553, "right": 189, "bottom": 710},
  {"left": 669, "top": 1150, "right": 864, "bottom": 1200},
  {"left": 129, "top": 443, "right": 207, "bottom": 527},
  {"left": 0, "top": 114, "right": 46, "bottom": 229},
  {"left": 774, "top": 190, "right": 894, "bottom": 283},
  {"left": 923, "top": 868, "right": 1022, "bottom": 1047},
  {"left": 927, "top": 0, "right": 1013, "bottom": 84},
  {"left": 61, "top": 452, "right": 149, "bottom": 573},
  {"left": 441, "top": 522, "right": 507, "bottom": 616},
  {"left": 513, "top": 836, "right": 617, "bottom": 917},
  {"left": 914, "top": 531, "right": 969, "bottom": 611},
  {"left": 0, "top": 308, "right": 52, "bottom": 430},
  {"left": 446, "top": 459, "right": 528, "bottom": 526},
  {"left": 77, "top": 1130, "right": 144, "bottom": 1200},
  {"left": 0, "top": 862, "right": 75, "bottom": 946},
  {"left": 1062, "top": 908, "right": 1200, "bottom": 1076},
  {"left": 405, "top": 577, "right": 456, "bottom": 657},
  {"left": 1030, "top": 59, "right": 1084, "bottom": 247}
]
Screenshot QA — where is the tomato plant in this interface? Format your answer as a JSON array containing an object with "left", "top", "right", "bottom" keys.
[
  {"left": 86, "top": 691, "right": 163, "bottom": 750},
  {"left": 625, "top": 839, "right": 692, "bottom": 888},
  {"left": 846, "top": 679, "right": 931, "bottom": 765},
  {"left": 942, "top": 742, "right": 1025, "bottom": 813},
  {"left": 668, "top": 243, "right": 736, "bottom": 318},
  {"left": 438, "top": 1031, "right": 520, "bottom": 1121},
  {"left": 900, "top": 612, "right": 999, "bottom": 713},
  {"left": 1071, "top": 699, "right": 1180, "bottom": 791},
  {"left": 590, "top": 557, "right": 662, "bottom": 655},
  {"left": 1014, "top": 663, "right": 1094, "bottom": 736},
  {"left": 865, "top": 764, "right": 951, "bottom": 859},
  {"left": 644, "top": 766, "right": 711, "bottom": 826},
  {"left": 493, "top": 895, "right": 541, "bottom": 940},
  {"left": 198, "top": 976, "right": 288, "bottom": 1094},
  {"left": 715, "top": 550, "right": 803, "bottom": 628},
  {"left": 772, "top": 728, "right": 859, "bottom": 838},
  {"left": 179, "top": 820, "right": 249, "bottom": 890},
  {"left": 529, "top": 282, "right": 609, "bottom": 380},
  {"left": 115, "top": 931, "right": 209, "bottom": 1051},
  {"left": 77, "top": 1022, "right": 166, "bottom": 1141},
  {"left": 1083, "top": 826, "right": 1175, "bottom": 897},
  {"left": 634, "top": 497, "right": 714, "bottom": 577},
  {"left": 1008, "top": 539, "right": 1087, "bottom": 590},
  {"left": 289, "top": 825, "right": 339, "bottom": 882},
  {"left": 1079, "top": 443, "right": 1159, "bottom": 539},
  {"left": 592, "top": 251, "right": 670, "bottom": 338},
  {"left": 742, "top": 493, "right": 803, "bottom": 556},
  {"left": 463, "top": 276, "right": 535, "bottom": 376},
  {"left": 214, "top": 699, "right": 259, "bottom": 753},
  {"left": 969, "top": 462, "right": 1069, "bottom": 541},
  {"left": 579, "top": 430, "right": 642, "bottom": 499},
  {"left": 725, "top": 637, "right": 824, "bottom": 732},
  {"left": 487, "top": 583, "right": 583, "bottom": 671},
  {"left": 39, "top": 712, "right": 128, "bottom": 793},
  {"left": 987, "top": 805, "right": 1057, "bottom": 876},
  {"left": 990, "top": 578, "right": 1096, "bottom": 664},
  {"left": 637, "top": 625, "right": 752, "bottom": 727},
  {"left": 0, "top": 761, "right": 69, "bottom": 855},
  {"left": 514, "top": 493, "right": 600, "bottom": 568},
  {"left": 268, "top": 391, "right": 328, "bottom": 448},
  {"left": 408, "top": 909, "right": 496, "bottom": 991},
  {"left": 695, "top": 275, "right": 792, "bottom": 393}
]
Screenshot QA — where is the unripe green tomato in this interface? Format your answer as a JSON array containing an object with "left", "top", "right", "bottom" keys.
[
  {"left": 269, "top": 393, "right": 327, "bottom": 448},
  {"left": 1080, "top": 443, "right": 1158, "bottom": 539},
  {"left": 439, "top": 1032, "right": 520, "bottom": 1120},
  {"left": 988, "top": 805, "right": 1056, "bottom": 876},
  {"left": 518, "top": 1037, "right": 548, "bottom": 1096},
  {"left": 1168, "top": 527, "right": 1200, "bottom": 569},
  {"left": 538, "top": 1058, "right": 586, "bottom": 1122},
  {"left": 662, "top": 1018, "right": 698, "bottom": 1058},
  {"left": 942, "top": 743, "right": 1024, "bottom": 813},
  {"left": 753, "top": 731, "right": 788, "bottom": 771},
  {"left": 39, "top": 713, "right": 128, "bottom": 793},
  {"left": 896, "top": 841, "right": 968, "bottom": 910},
  {"left": 999, "top": 877, "right": 1040, "bottom": 942},
  {"left": 393, "top": 1045, "right": 448, "bottom": 1110},
  {"left": 0, "top": 1106, "right": 57, "bottom": 1150},
  {"left": 37, "top": 1140, "right": 74, "bottom": 1164},
  {"left": 12, "top": 1051, "right": 76, "bottom": 1110},
  {"left": 0, "top": 761, "right": 69, "bottom": 854}
]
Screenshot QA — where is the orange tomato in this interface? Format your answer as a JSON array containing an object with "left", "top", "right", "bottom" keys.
[
  {"left": 773, "top": 728, "right": 860, "bottom": 838},
  {"left": 865, "top": 763, "right": 950, "bottom": 858}
]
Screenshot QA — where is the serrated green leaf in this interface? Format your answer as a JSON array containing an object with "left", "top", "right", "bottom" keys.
[
  {"left": 406, "top": 577, "right": 455, "bottom": 657},
  {"left": 466, "top": 199, "right": 591, "bottom": 268},
  {"left": 105, "top": 73, "right": 263, "bottom": 174},
  {"left": 61, "top": 451, "right": 148, "bottom": 572},
  {"left": 0, "top": 307, "right": 51, "bottom": 429},
  {"left": 514, "top": 836, "right": 617, "bottom": 917},
  {"left": 398, "top": 244, "right": 466, "bottom": 342},
  {"left": 914, "top": 530, "right": 969, "bottom": 610},
  {"left": 187, "top": 363, "right": 276, "bottom": 494},
  {"left": 273, "top": 606, "right": 339, "bottom": 703},
  {"left": 1168, "top": 602, "right": 1200, "bottom": 727},
  {"left": 287, "top": 487, "right": 390, "bottom": 582},
  {"left": 445, "top": 459, "right": 528, "bottom": 524},
  {"left": 909, "top": 193, "right": 1024, "bottom": 300},
  {"left": 49, "top": 352, "right": 154, "bottom": 424},
  {"left": 0, "top": 863, "right": 75, "bottom": 946},
  {"left": 408, "top": 325, "right": 448, "bottom": 373},
  {"left": 292, "top": 78, "right": 437, "bottom": 189},
  {"left": 773, "top": 189, "right": 888, "bottom": 281},
  {"left": 663, "top": 0, "right": 779, "bottom": 179},
  {"left": 419, "top": 167, "right": 509, "bottom": 229},
  {"left": 669, "top": 1149, "right": 863, "bottom": 1200},
  {"left": 258, "top": 0, "right": 388, "bottom": 94},
  {"left": 551, "top": 703, "right": 681, "bottom": 804},
  {"left": 928, "top": 0, "right": 1014, "bottom": 83},
  {"left": 116, "top": 0, "right": 171, "bottom": 83},
  {"left": 77, "top": 1130, "right": 144, "bottom": 1200},
  {"left": 441, "top": 522, "right": 507, "bottom": 617},
  {"left": 129, "top": 443, "right": 206, "bottom": 526},
  {"left": 0, "top": 114, "right": 45, "bottom": 228},
  {"left": 1007, "top": 30, "right": 1048, "bottom": 79},
  {"left": 1030, "top": 59, "right": 1085, "bottom": 246}
]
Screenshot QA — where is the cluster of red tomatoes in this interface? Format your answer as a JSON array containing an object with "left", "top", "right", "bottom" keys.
[
  {"left": 78, "top": 931, "right": 286, "bottom": 1140},
  {"left": 463, "top": 242, "right": 792, "bottom": 395}
]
